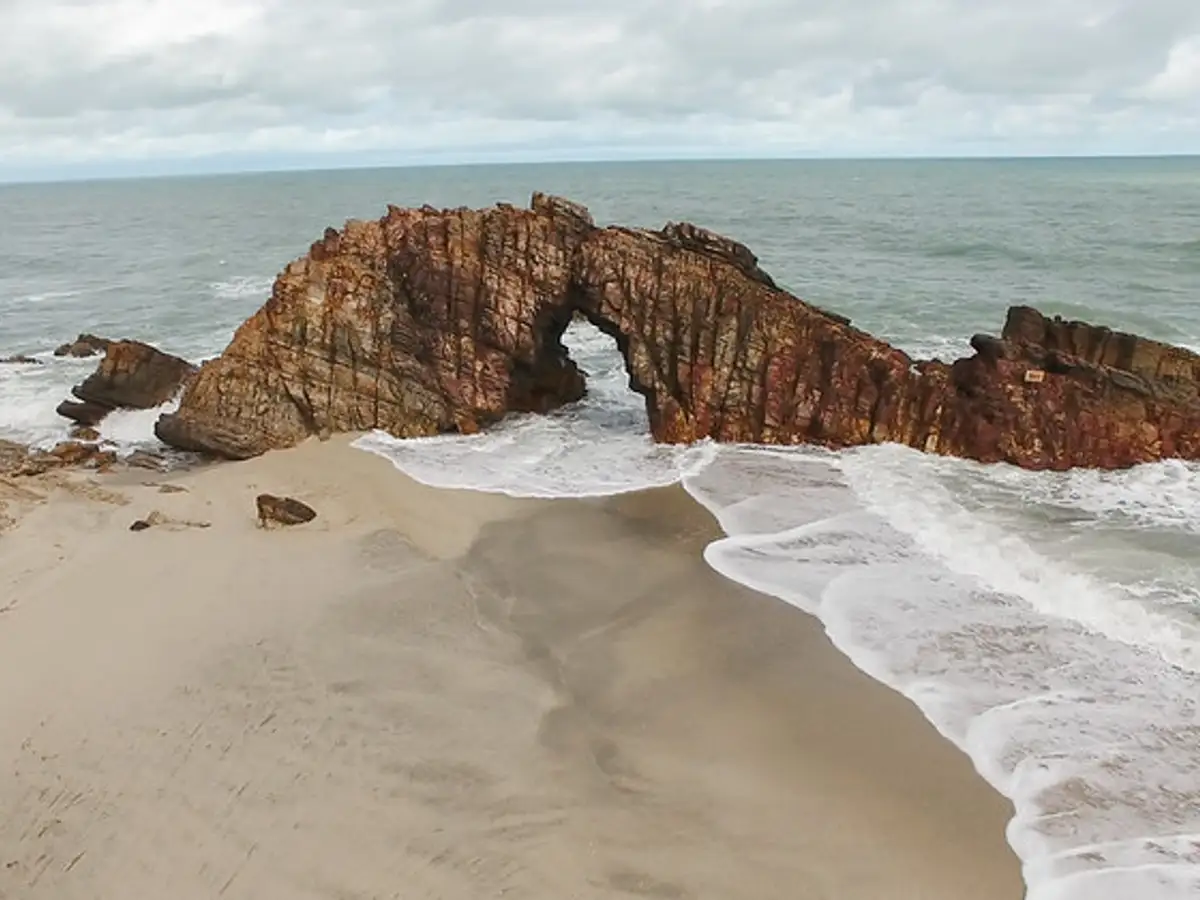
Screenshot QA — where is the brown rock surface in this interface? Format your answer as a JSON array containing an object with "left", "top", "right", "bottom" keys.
[
  {"left": 1002, "top": 305, "right": 1200, "bottom": 385},
  {"left": 58, "top": 341, "right": 196, "bottom": 427},
  {"left": 256, "top": 494, "right": 317, "bottom": 527},
  {"left": 0, "top": 440, "right": 27, "bottom": 475},
  {"left": 124, "top": 450, "right": 169, "bottom": 471},
  {"left": 54, "top": 334, "right": 111, "bottom": 358},
  {"left": 15, "top": 442, "right": 118, "bottom": 477},
  {"left": 154, "top": 194, "right": 1200, "bottom": 470}
]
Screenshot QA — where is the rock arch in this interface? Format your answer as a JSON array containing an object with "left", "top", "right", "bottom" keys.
[{"left": 156, "top": 193, "right": 1200, "bottom": 470}]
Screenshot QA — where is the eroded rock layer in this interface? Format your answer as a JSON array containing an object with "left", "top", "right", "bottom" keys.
[
  {"left": 58, "top": 340, "right": 197, "bottom": 427},
  {"left": 155, "top": 194, "right": 1200, "bottom": 470}
]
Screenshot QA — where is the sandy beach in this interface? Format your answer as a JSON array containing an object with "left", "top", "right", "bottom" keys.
[{"left": 0, "top": 437, "right": 1022, "bottom": 899}]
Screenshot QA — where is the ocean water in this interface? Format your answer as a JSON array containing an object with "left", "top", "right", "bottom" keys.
[{"left": 3, "top": 158, "right": 1200, "bottom": 898}]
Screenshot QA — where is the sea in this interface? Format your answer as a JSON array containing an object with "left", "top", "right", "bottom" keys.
[{"left": 2, "top": 158, "right": 1200, "bottom": 899}]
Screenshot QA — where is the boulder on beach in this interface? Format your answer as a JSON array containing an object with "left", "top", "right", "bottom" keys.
[
  {"left": 57, "top": 340, "right": 196, "bottom": 428},
  {"left": 153, "top": 193, "right": 1200, "bottom": 471},
  {"left": 256, "top": 494, "right": 317, "bottom": 527}
]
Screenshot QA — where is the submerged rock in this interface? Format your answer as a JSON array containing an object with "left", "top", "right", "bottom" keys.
[
  {"left": 154, "top": 194, "right": 1200, "bottom": 470},
  {"left": 57, "top": 340, "right": 196, "bottom": 427},
  {"left": 54, "top": 334, "right": 111, "bottom": 358},
  {"left": 56, "top": 399, "right": 111, "bottom": 428},
  {"left": 0, "top": 354, "right": 42, "bottom": 365}
]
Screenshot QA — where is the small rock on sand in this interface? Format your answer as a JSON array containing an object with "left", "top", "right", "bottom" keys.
[{"left": 255, "top": 494, "right": 317, "bottom": 528}]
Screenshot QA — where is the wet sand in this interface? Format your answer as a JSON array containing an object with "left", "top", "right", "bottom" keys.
[{"left": 0, "top": 437, "right": 1023, "bottom": 899}]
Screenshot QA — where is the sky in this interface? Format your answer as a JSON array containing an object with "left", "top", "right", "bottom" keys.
[{"left": 1, "top": 0, "right": 1198, "bottom": 180}]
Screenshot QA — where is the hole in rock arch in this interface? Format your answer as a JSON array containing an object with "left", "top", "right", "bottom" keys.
[
  {"left": 357, "top": 310, "right": 696, "bottom": 499},
  {"left": 538, "top": 311, "right": 654, "bottom": 439},
  {"left": 506, "top": 312, "right": 689, "bottom": 497}
]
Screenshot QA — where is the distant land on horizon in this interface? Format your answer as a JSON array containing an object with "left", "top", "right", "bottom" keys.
[{"left": 2, "top": 150, "right": 1198, "bottom": 188}]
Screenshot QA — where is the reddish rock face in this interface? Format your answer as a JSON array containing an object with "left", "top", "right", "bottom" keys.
[
  {"left": 155, "top": 194, "right": 1200, "bottom": 470},
  {"left": 1002, "top": 305, "right": 1200, "bottom": 385}
]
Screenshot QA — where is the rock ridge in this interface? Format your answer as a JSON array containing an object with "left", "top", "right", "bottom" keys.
[{"left": 154, "top": 194, "right": 1200, "bottom": 470}]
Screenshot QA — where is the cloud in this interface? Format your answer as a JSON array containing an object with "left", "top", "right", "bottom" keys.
[{"left": 0, "top": 0, "right": 1198, "bottom": 177}]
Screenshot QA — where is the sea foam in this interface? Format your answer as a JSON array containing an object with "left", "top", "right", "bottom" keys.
[
  {"left": 209, "top": 276, "right": 274, "bottom": 300},
  {"left": 355, "top": 323, "right": 715, "bottom": 497},
  {"left": 0, "top": 354, "right": 85, "bottom": 448},
  {"left": 97, "top": 399, "right": 179, "bottom": 452},
  {"left": 354, "top": 321, "right": 1200, "bottom": 900},
  {"left": 0, "top": 355, "right": 177, "bottom": 451},
  {"left": 692, "top": 445, "right": 1200, "bottom": 900}
]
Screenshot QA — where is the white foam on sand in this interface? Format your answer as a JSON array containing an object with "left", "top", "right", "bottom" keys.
[
  {"left": 689, "top": 446, "right": 1200, "bottom": 900},
  {"left": 354, "top": 322, "right": 717, "bottom": 498},
  {"left": 347, "top": 321, "right": 1200, "bottom": 899},
  {"left": 354, "top": 423, "right": 713, "bottom": 499}
]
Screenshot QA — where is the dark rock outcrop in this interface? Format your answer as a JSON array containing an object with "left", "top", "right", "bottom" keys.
[
  {"left": 154, "top": 194, "right": 1200, "bottom": 471},
  {"left": 56, "top": 399, "right": 111, "bottom": 428},
  {"left": 58, "top": 340, "right": 196, "bottom": 427},
  {"left": 55, "top": 334, "right": 111, "bottom": 358},
  {"left": 0, "top": 354, "right": 42, "bottom": 365}
]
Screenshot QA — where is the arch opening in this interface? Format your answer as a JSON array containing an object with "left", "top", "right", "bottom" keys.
[{"left": 520, "top": 301, "right": 658, "bottom": 441}]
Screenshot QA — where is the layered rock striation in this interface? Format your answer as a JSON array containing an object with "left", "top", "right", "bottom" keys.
[{"left": 155, "top": 194, "right": 1200, "bottom": 470}]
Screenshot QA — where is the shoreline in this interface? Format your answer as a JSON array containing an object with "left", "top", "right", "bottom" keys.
[{"left": 0, "top": 436, "right": 1023, "bottom": 898}]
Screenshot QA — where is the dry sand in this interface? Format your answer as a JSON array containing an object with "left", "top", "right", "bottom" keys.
[{"left": 0, "top": 437, "right": 1023, "bottom": 899}]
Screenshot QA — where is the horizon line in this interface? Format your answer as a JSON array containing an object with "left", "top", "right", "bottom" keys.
[{"left": 2, "top": 149, "right": 1198, "bottom": 188}]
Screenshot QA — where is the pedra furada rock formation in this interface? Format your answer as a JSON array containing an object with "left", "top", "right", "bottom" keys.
[{"left": 154, "top": 193, "right": 1200, "bottom": 471}]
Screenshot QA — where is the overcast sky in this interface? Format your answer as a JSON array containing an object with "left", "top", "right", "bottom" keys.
[{"left": 1, "top": 0, "right": 1198, "bottom": 180}]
